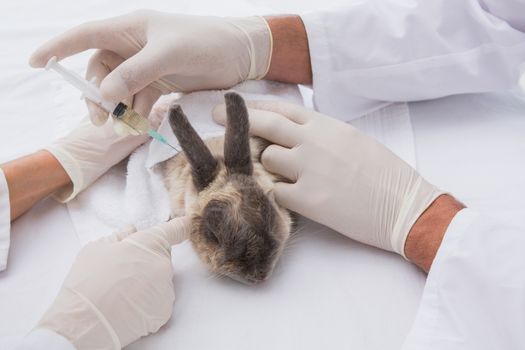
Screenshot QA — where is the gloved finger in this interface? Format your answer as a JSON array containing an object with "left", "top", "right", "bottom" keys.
[
  {"left": 123, "top": 217, "right": 190, "bottom": 259},
  {"left": 246, "top": 100, "right": 313, "bottom": 124},
  {"left": 155, "top": 216, "right": 192, "bottom": 245},
  {"left": 132, "top": 86, "right": 163, "bottom": 127},
  {"left": 212, "top": 105, "right": 302, "bottom": 148},
  {"left": 261, "top": 145, "right": 300, "bottom": 182},
  {"left": 29, "top": 15, "right": 131, "bottom": 68},
  {"left": 148, "top": 97, "right": 172, "bottom": 130},
  {"left": 85, "top": 100, "right": 110, "bottom": 126},
  {"left": 101, "top": 224, "right": 138, "bottom": 243},
  {"left": 99, "top": 45, "right": 166, "bottom": 105},
  {"left": 85, "top": 50, "right": 127, "bottom": 126},
  {"left": 112, "top": 87, "right": 161, "bottom": 136},
  {"left": 123, "top": 229, "right": 171, "bottom": 259},
  {"left": 272, "top": 182, "right": 303, "bottom": 213}
]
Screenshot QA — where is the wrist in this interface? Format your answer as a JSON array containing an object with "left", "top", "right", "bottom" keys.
[
  {"left": 404, "top": 194, "right": 465, "bottom": 273},
  {"left": 1, "top": 150, "right": 71, "bottom": 220},
  {"left": 38, "top": 287, "right": 117, "bottom": 350},
  {"left": 263, "top": 15, "right": 312, "bottom": 84},
  {"left": 229, "top": 16, "right": 273, "bottom": 80}
]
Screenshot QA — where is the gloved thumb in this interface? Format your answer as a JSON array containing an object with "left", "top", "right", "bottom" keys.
[
  {"left": 123, "top": 217, "right": 191, "bottom": 258},
  {"left": 103, "top": 224, "right": 138, "bottom": 243},
  {"left": 99, "top": 46, "right": 165, "bottom": 104}
]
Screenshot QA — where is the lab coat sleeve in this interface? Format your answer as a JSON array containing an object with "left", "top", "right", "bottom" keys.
[
  {"left": 15, "top": 329, "right": 75, "bottom": 350},
  {"left": 301, "top": 0, "right": 525, "bottom": 118},
  {"left": 402, "top": 208, "right": 525, "bottom": 349},
  {"left": 0, "top": 168, "right": 11, "bottom": 271}
]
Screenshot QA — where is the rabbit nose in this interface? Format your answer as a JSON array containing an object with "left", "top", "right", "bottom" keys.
[{"left": 252, "top": 269, "right": 268, "bottom": 282}]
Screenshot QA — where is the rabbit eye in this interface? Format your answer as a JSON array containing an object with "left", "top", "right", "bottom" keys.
[
  {"left": 204, "top": 225, "right": 220, "bottom": 244},
  {"left": 204, "top": 217, "right": 221, "bottom": 244}
]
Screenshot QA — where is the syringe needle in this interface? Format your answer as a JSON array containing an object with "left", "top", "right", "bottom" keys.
[
  {"left": 148, "top": 130, "right": 180, "bottom": 152},
  {"left": 118, "top": 118, "right": 179, "bottom": 151}
]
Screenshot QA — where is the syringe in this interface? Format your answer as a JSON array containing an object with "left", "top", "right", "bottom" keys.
[{"left": 45, "top": 56, "right": 178, "bottom": 151}]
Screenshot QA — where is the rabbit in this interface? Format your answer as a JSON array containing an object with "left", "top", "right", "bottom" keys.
[{"left": 158, "top": 92, "right": 293, "bottom": 284}]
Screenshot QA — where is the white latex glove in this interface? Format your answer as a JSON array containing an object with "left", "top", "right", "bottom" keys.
[
  {"left": 30, "top": 10, "right": 272, "bottom": 127},
  {"left": 84, "top": 50, "right": 162, "bottom": 133},
  {"left": 44, "top": 103, "right": 165, "bottom": 202},
  {"left": 36, "top": 217, "right": 190, "bottom": 350},
  {"left": 213, "top": 101, "right": 444, "bottom": 256}
]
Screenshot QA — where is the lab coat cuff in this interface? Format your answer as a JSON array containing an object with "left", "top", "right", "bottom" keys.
[
  {"left": 401, "top": 208, "right": 479, "bottom": 349},
  {"left": 15, "top": 328, "right": 75, "bottom": 350},
  {"left": 430, "top": 207, "right": 479, "bottom": 271},
  {"left": 300, "top": 12, "right": 332, "bottom": 91},
  {"left": 0, "top": 169, "right": 11, "bottom": 271},
  {"left": 300, "top": 11, "right": 388, "bottom": 119}
]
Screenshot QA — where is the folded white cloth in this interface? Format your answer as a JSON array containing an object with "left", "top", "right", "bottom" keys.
[{"left": 66, "top": 81, "right": 414, "bottom": 244}]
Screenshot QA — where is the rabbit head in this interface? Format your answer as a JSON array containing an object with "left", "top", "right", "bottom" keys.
[{"left": 168, "top": 92, "right": 292, "bottom": 284}]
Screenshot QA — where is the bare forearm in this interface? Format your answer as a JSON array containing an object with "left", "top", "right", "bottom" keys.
[
  {"left": 264, "top": 15, "right": 312, "bottom": 85},
  {"left": 404, "top": 194, "right": 465, "bottom": 273},
  {"left": 1, "top": 150, "right": 71, "bottom": 221}
]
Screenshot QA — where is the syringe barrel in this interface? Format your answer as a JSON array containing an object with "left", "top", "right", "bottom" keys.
[
  {"left": 45, "top": 56, "right": 117, "bottom": 112},
  {"left": 112, "top": 103, "right": 152, "bottom": 134}
]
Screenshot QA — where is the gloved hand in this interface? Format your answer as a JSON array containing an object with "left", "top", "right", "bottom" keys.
[
  {"left": 30, "top": 10, "right": 272, "bottom": 127},
  {"left": 37, "top": 217, "right": 190, "bottom": 350},
  {"left": 213, "top": 101, "right": 444, "bottom": 256},
  {"left": 45, "top": 98, "right": 167, "bottom": 202}
]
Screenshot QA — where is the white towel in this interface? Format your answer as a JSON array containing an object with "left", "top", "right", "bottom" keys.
[{"left": 66, "top": 80, "right": 415, "bottom": 245}]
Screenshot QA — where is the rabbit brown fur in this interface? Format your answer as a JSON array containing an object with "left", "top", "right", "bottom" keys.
[{"left": 159, "top": 93, "right": 293, "bottom": 284}]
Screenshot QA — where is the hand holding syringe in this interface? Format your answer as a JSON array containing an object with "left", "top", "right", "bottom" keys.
[{"left": 45, "top": 56, "right": 178, "bottom": 150}]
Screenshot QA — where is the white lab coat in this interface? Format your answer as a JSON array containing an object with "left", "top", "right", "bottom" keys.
[
  {"left": 302, "top": 0, "right": 525, "bottom": 120},
  {"left": 0, "top": 169, "right": 10, "bottom": 272},
  {"left": 402, "top": 209, "right": 525, "bottom": 349},
  {"left": 8, "top": 0, "right": 525, "bottom": 348}
]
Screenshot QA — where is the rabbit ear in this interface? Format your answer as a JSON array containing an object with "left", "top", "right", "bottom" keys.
[
  {"left": 224, "top": 92, "right": 253, "bottom": 176},
  {"left": 168, "top": 104, "right": 218, "bottom": 191}
]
